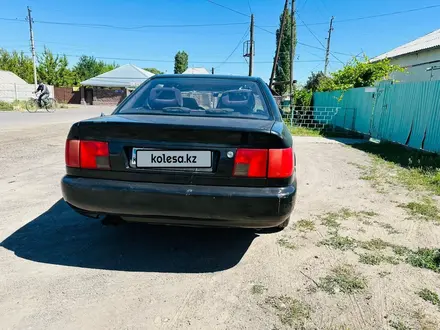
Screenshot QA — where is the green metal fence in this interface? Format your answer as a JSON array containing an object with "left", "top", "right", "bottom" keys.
[{"left": 313, "top": 80, "right": 440, "bottom": 153}]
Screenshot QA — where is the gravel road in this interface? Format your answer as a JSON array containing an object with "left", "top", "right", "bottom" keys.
[{"left": 1, "top": 109, "right": 439, "bottom": 330}]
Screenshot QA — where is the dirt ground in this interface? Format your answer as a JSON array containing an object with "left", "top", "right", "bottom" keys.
[{"left": 0, "top": 120, "right": 439, "bottom": 330}]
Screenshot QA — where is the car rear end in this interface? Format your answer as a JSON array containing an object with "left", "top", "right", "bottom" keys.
[{"left": 61, "top": 75, "right": 296, "bottom": 228}]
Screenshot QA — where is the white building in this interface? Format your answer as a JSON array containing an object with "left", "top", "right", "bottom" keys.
[
  {"left": 371, "top": 29, "right": 440, "bottom": 83},
  {"left": 182, "top": 67, "right": 210, "bottom": 74}
]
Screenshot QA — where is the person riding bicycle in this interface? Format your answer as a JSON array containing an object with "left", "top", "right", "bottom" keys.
[{"left": 35, "top": 81, "right": 50, "bottom": 108}]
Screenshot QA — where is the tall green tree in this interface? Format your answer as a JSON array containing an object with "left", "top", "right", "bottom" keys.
[
  {"left": 73, "top": 55, "right": 118, "bottom": 82},
  {"left": 273, "top": 9, "right": 296, "bottom": 95},
  {"left": 174, "top": 51, "right": 188, "bottom": 74},
  {"left": 0, "top": 49, "right": 34, "bottom": 83},
  {"left": 37, "top": 47, "right": 75, "bottom": 87},
  {"left": 143, "top": 67, "right": 163, "bottom": 75}
]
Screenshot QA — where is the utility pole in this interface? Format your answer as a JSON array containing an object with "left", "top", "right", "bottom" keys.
[
  {"left": 324, "top": 16, "right": 334, "bottom": 76},
  {"left": 248, "top": 14, "right": 254, "bottom": 76},
  {"left": 26, "top": 6, "right": 38, "bottom": 88},
  {"left": 289, "top": 0, "right": 295, "bottom": 112},
  {"left": 269, "top": 0, "right": 289, "bottom": 89}
]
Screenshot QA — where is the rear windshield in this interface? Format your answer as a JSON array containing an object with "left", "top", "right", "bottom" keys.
[{"left": 116, "top": 77, "right": 271, "bottom": 120}]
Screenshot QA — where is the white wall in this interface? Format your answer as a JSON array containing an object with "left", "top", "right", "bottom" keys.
[
  {"left": 389, "top": 48, "right": 440, "bottom": 82},
  {"left": 0, "top": 83, "right": 54, "bottom": 102}
]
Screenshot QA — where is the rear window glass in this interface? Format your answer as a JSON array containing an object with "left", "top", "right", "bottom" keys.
[{"left": 116, "top": 77, "right": 271, "bottom": 120}]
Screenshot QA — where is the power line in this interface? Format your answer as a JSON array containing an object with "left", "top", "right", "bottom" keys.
[
  {"left": 35, "top": 20, "right": 248, "bottom": 29},
  {"left": 296, "top": 13, "right": 344, "bottom": 65},
  {"left": 23, "top": 50, "right": 326, "bottom": 64},
  {"left": 317, "top": 0, "right": 331, "bottom": 16},
  {"left": 0, "top": 16, "right": 248, "bottom": 29},
  {"left": 335, "top": 4, "right": 440, "bottom": 23},
  {"left": 205, "top": 0, "right": 250, "bottom": 17},
  {"left": 258, "top": 4, "right": 440, "bottom": 27},
  {"left": 215, "top": 28, "right": 249, "bottom": 69},
  {"left": 296, "top": 13, "right": 326, "bottom": 49},
  {"left": 298, "top": 0, "right": 309, "bottom": 12},
  {"left": 255, "top": 23, "right": 354, "bottom": 57},
  {"left": 247, "top": 0, "right": 253, "bottom": 14},
  {"left": 0, "top": 17, "right": 27, "bottom": 23}
]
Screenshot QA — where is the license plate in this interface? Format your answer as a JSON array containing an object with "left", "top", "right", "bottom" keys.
[{"left": 136, "top": 150, "right": 212, "bottom": 168}]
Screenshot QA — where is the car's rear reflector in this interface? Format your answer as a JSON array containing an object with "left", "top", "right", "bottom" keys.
[
  {"left": 233, "top": 149, "right": 268, "bottom": 178},
  {"left": 65, "top": 139, "right": 80, "bottom": 168},
  {"left": 65, "top": 139, "right": 110, "bottom": 170},
  {"left": 268, "top": 147, "right": 294, "bottom": 178}
]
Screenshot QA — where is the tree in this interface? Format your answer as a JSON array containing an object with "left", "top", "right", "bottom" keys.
[
  {"left": 144, "top": 67, "right": 163, "bottom": 75},
  {"left": 174, "top": 51, "right": 188, "bottom": 74},
  {"left": 294, "top": 86, "right": 312, "bottom": 106},
  {"left": 0, "top": 49, "right": 34, "bottom": 83},
  {"left": 37, "top": 47, "right": 75, "bottom": 87},
  {"left": 273, "top": 9, "right": 296, "bottom": 95},
  {"left": 73, "top": 55, "right": 118, "bottom": 83},
  {"left": 318, "top": 56, "right": 404, "bottom": 92},
  {"left": 305, "top": 71, "right": 326, "bottom": 92}
]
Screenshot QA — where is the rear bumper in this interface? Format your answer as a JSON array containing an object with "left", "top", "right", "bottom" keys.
[{"left": 61, "top": 176, "right": 296, "bottom": 228}]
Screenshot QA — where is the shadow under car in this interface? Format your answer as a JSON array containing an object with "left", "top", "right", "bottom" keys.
[{"left": 1, "top": 199, "right": 257, "bottom": 273}]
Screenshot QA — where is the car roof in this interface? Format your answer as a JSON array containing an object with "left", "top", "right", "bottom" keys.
[{"left": 152, "top": 74, "right": 262, "bottom": 82}]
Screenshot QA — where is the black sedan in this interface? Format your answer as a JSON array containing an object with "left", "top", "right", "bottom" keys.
[{"left": 62, "top": 74, "right": 297, "bottom": 229}]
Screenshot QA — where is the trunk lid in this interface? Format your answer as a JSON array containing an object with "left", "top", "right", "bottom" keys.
[{"left": 73, "top": 114, "right": 286, "bottom": 187}]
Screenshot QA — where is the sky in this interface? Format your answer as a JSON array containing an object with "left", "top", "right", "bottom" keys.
[{"left": 1, "top": 0, "right": 440, "bottom": 84}]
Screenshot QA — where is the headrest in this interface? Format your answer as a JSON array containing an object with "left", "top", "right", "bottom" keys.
[
  {"left": 149, "top": 87, "right": 183, "bottom": 109},
  {"left": 219, "top": 90, "right": 255, "bottom": 109}
]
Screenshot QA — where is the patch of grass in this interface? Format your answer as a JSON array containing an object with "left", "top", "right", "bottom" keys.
[
  {"left": 295, "top": 219, "right": 315, "bottom": 232},
  {"left": 358, "top": 253, "right": 399, "bottom": 265},
  {"left": 399, "top": 198, "right": 440, "bottom": 222},
  {"left": 358, "top": 238, "right": 390, "bottom": 251},
  {"left": 388, "top": 320, "right": 412, "bottom": 330},
  {"left": 320, "top": 212, "right": 341, "bottom": 229},
  {"left": 318, "top": 265, "right": 367, "bottom": 294},
  {"left": 251, "top": 284, "right": 267, "bottom": 295},
  {"left": 352, "top": 142, "right": 440, "bottom": 195},
  {"left": 289, "top": 126, "right": 322, "bottom": 137},
  {"left": 265, "top": 296, "right": 311, "bottom": 327},
  {"left": 0, "top": 100, "right": 13, "bottom": 111},
  {"left": 319, "top": 208, "right": 378, "bottom": 231},
  {"left": 374, "top": 221, "right": 400, "bottom": 234},
  {"left": 360, "top": 210, "right": 379, "bottom": 217},
  {"left": 406, "top": 248, "right": 440, "bottom": 272},
  {"left": 392, "top": 245, "right": 411, "bottom": 256},
  {"left": 378, "top": 271, "right": 392, "bottom": 278},
  {"left": 319, "top": 234, "right": 357, "bottom": 251},
  {"left": 417, "top": 288, "right": 440, "bottom": 306},
  {"left": 277, "top": 237, "right": 296, "bottom": 250},
  {"left": 347, "top": 161, "right": 367, "bottom": 171}
]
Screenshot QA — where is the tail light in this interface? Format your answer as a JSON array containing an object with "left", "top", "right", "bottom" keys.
[
  {"left": 65, "top": 139, "right": 110, "bottom": 170},
  {"left": 233, "top": 147, "right": 293, "bottom": 179},
  {"left": 268, "top": 148, "right": 293, "bottom": 178},
  {"left": 233, "top": 149, "right": 268, "bottom": 177}
]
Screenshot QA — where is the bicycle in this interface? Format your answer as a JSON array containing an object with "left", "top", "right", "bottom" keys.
[{"left": 26, "top": 93, "right": 59, "bottom": 113}]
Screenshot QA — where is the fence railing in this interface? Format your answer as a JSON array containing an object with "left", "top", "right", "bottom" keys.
[{"left": 281, "top": 106, "right": 343, "bottom": 131}]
